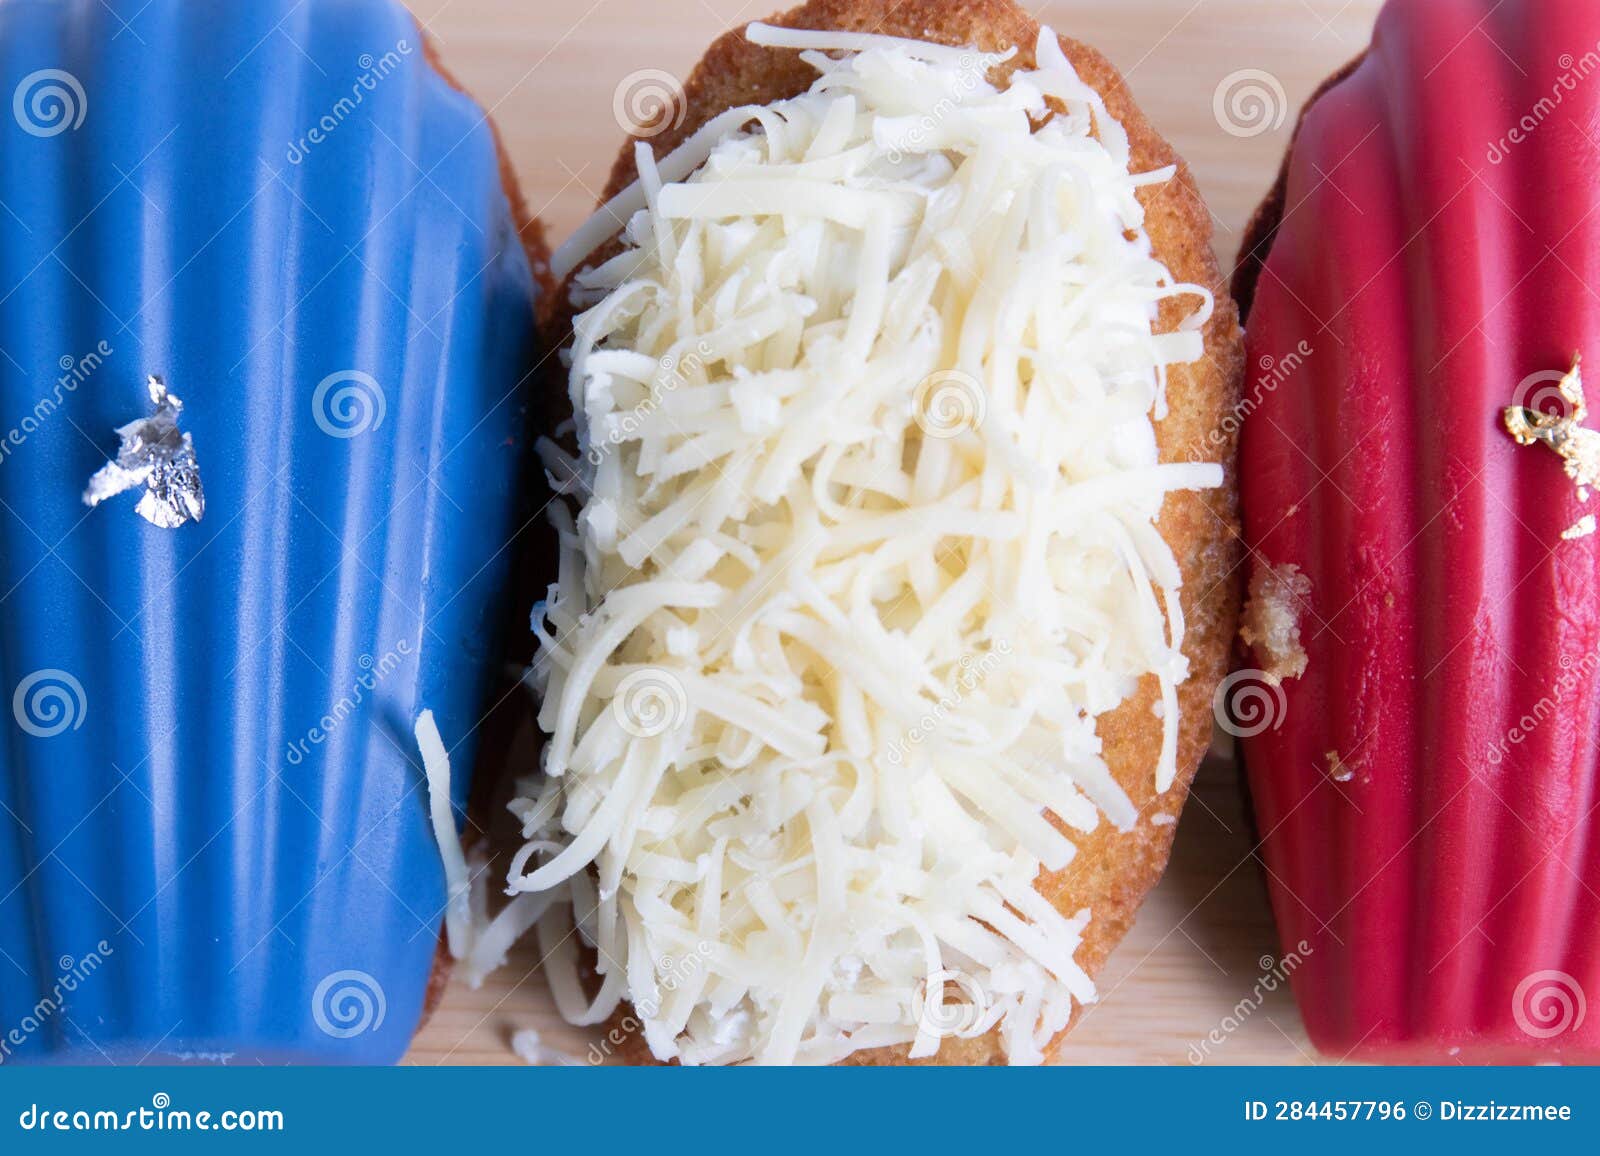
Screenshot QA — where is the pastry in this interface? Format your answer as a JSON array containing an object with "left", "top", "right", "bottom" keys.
[
  {"left": 506, "top": 0, "right": 1241, "bottom": 1065},
  {"left": 1234, "top": 0, "right": 1600, "bottom": 1062},
  {"left": 0, "top": 0, "right": 543, "bottom": 1064}
]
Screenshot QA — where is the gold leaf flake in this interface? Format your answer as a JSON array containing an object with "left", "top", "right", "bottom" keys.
[
  {"left": 1324, "top": 750, "right": 1354, "bottom": 783},
  {"left": 1504, "top": 354, "right": 1600, "bottom": 542}
]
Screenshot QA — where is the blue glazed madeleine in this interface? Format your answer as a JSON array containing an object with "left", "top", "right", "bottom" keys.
[{"left": 0, "top": 0, "right": 541, "bottom": 1063}]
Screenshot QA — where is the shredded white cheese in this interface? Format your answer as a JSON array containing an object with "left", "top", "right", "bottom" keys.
[
  {"left": 417, "top": 709, "right": 473, "bottom": 960},
  {"left": 416, "top": 710, "right": 562, "bottom": 988},
  {"left": 517, "top": 22, "right": 1219, "bottom": 1066}
]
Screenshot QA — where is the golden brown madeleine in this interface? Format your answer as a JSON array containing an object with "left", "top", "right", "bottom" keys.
[{"left": 536, "top": 0, "right": 1242, "bottom": 1065}]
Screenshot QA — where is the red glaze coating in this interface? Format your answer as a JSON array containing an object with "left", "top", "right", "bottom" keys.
[{"left": 1239, "top": 0, "right": 1600, "bottom": 1061}]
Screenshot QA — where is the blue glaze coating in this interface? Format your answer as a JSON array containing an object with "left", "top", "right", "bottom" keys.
[{"left": 0, "top": 0, "right": 538, "bottom": 1063}]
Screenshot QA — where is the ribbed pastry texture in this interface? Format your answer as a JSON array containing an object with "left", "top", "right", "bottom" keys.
[
  {"left": 1238, "top": 0, "right": 1600, "bottom": 1061},
  {"left": 0, "top": 0, "right": 537, "bottom": 1063}
]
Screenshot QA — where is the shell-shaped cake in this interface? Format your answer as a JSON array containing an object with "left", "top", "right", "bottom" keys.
[
  {"left": 1235, "top": 0, "right": 1600, "bottom": 1061},
  {"left": 0, "top": 0, "right": 540, "bottom": 1063}
]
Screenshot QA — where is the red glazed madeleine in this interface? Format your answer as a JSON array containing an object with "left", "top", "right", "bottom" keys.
[{"left": 1237, "top": 0, "right": 1600, "bottom": 1061}]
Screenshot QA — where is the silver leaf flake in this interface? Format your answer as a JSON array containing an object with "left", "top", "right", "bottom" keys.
[{"left": 83, "top": 375, "right": 205, "bottom": 528}]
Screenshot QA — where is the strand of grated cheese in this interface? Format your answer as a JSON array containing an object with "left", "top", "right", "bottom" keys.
[
  {"left": 514, "top": 23, "right": 1220, "bottom": 1066},
  {"left": 416, "top": 710, "right": 474, "bottom": 961}
]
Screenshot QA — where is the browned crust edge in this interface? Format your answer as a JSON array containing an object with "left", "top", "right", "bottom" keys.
[
  {"left": 1229, "top": 51, "right": 1366, "bottom": 324},
  {"left": 420, "top": 29, "right": 554, "bottom": 294},
  {"left": 413, "top": 23, "right": 553, "bottom": 1030},
  {"left": 552, "top": 0, "right": 1244, "bottom": 1066}
]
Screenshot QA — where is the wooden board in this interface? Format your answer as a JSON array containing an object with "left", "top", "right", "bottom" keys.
[{"left": 401, "top": 0, "right": 1385, "bottom": 1066}]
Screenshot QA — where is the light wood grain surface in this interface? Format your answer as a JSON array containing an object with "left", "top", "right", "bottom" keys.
[{"left": 401, "top": 0, "right": 1385, "bottom": 1066}]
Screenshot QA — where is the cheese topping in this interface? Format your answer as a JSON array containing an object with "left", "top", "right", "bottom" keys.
[
  {"left": 416, "top": 709, "right": 473, "bottom": 959},
  {"left": 516, "top": 22, "right": 1219, "bottom": 1065}
]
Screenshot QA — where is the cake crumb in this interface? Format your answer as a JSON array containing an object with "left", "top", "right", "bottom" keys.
[
  {"left": 1324, "top": 750, "right": 1354, "bottom": 782},
  {"left": 511, "top": 1028, "right": 582, "bottom": 1066},
  {"left": 1240, "top": 560, "right": 1312, "bottom": 683}
]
